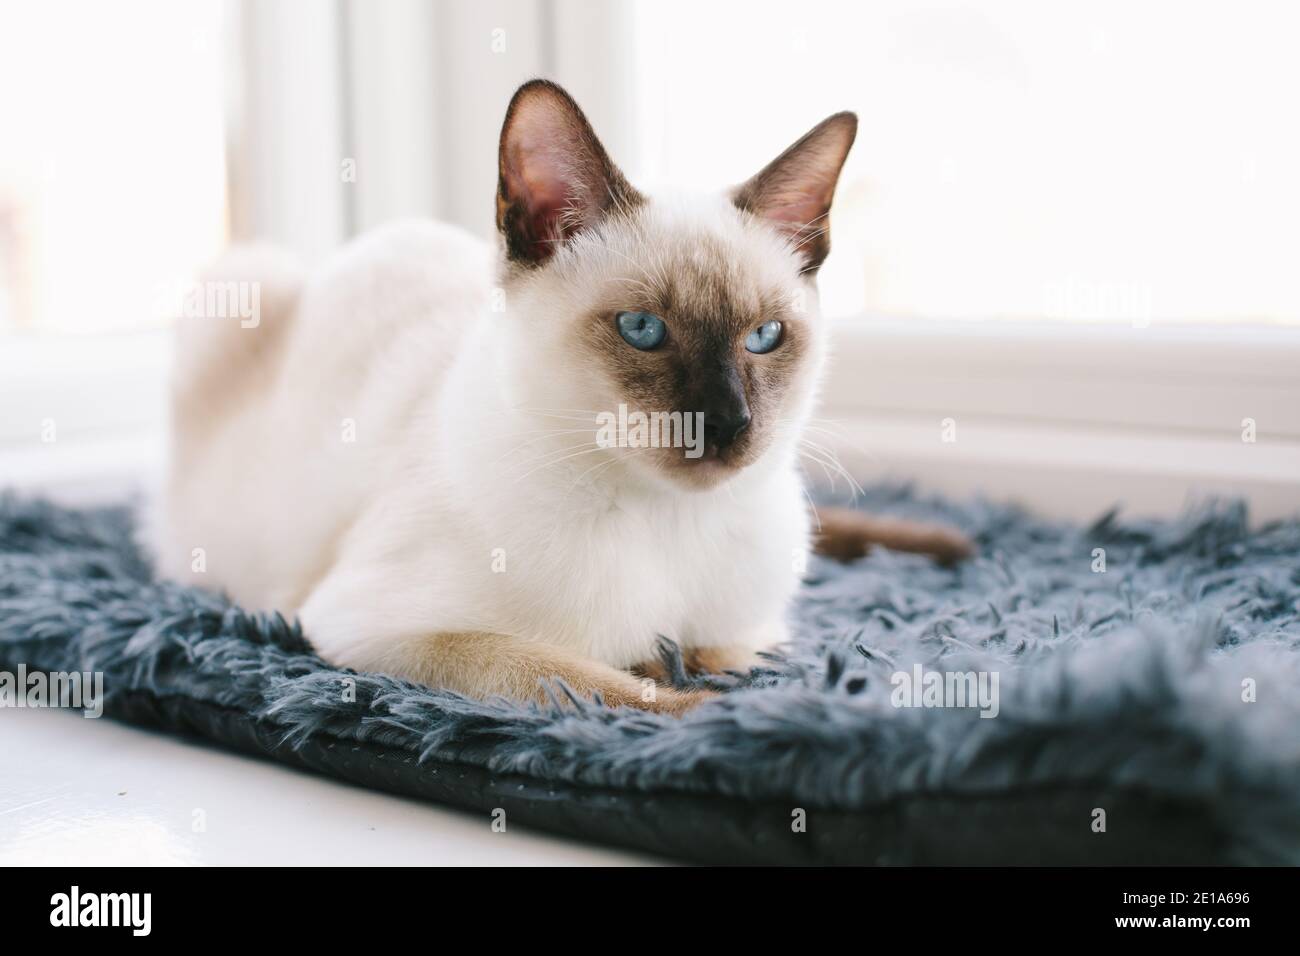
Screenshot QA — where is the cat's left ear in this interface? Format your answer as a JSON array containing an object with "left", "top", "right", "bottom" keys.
[
  {"left": 732, "top": 112, "right": 857, "bottom": 274},
  {"left": 496, "top": 79, "right": 642, "bottom": 267}
]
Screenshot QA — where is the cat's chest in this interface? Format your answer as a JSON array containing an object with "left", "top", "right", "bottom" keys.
[{"left": 499, "top": 488, "right": 805, "bottom": 666}]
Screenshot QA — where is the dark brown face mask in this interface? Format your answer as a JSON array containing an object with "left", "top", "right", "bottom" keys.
[{"left": 495, "top": 79, "right": 856, "bottom": 485}]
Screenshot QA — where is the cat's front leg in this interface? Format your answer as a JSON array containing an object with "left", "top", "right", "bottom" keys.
[{"left": 337, "top": 630, "right": 717, "bottom": 716}]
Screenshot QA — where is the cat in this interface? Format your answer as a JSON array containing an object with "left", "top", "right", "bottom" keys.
[{"left": 154, "top": 80, "right": 971, "bottom": 715}]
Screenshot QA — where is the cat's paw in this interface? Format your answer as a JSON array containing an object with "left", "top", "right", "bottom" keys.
[
  {"left": 683, "top": 645, "right": 761, "bottom": 676},
  {"left": 630, "top": 640, "right": 756, "bottom": 692},
  {"left": 649, "top": 686, "right": 721, "bottom": 716},
  {"left": 615, "top": 675, "right": 720, "bottom": 715}
]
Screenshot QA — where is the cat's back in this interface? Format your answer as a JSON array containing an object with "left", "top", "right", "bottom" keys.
[
  {"left": 271, "top": 217, "right": 494, "bottom": 483},
  {"left": 290, "top": 218, "right": 491, "bottom": 365},
  {"left": 157, "top": 219, "right": 492, "bottom": 611}
]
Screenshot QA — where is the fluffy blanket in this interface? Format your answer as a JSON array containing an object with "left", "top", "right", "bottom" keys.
[{"left": 1, "top": 487, "right": 1297, "bottom": 864}]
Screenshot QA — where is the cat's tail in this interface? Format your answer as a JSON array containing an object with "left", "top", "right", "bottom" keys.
[{"left": 812, "top": 506, "right": 975, "bottom": 565}]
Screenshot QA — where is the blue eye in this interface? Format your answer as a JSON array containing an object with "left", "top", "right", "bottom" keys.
[
  {"left": 745, "top": 320, "right": 782, "bottom": 354},
  {"left": 616, "top": 311, "right": 666, "bottom": 350}
]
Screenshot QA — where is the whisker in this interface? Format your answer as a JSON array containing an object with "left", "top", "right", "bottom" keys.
[
  {"left": 487, "top": 428, "right": 595, "bottom": 466},
  {"left": 800, "top": 481, "right": 823, "bottom": 533},
  {"left": 798, "top": 443, "right": 864, "bottom": 499},
  {"left": 510, "top": 443, "right": 608, "bottom": 483},
  {"left": 797, "top": 445, "right": 838, "bottom": 489}
]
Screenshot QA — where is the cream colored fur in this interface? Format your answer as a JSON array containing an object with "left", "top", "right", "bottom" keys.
[
  {"left": 153, "top": 83, "right": 853, "bottom": 713},
  {"left": 154, "top": 205, "right": 817, "bottom": 711}
]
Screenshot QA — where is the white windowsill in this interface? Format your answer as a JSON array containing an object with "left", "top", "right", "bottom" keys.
[
  {"left": 818, "top": 318, "right": 1300, "bottom": 522},
  {"left": 0, "top": 330, "right": 170, "bottom": 504}
]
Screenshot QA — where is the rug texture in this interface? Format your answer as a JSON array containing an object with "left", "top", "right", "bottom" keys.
[{"left": 1, "top": 487, "right": 1298, "bottom": 865}]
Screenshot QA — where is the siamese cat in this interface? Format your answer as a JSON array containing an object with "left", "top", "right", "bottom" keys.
[{"left": 155, "top": 80, "right": 971, "bottom": 715}]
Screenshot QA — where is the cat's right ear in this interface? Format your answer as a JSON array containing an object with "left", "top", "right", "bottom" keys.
[{"left": 496, "top": 80, "right": 641, "bottom": 268}]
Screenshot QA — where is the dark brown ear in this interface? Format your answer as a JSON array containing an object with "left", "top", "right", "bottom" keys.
[
  {"left": 496, "top": 79, "right": 642, "bottom": 267},
  {"left": 732, "top": 112, "right": 857, "bottom": 274}
]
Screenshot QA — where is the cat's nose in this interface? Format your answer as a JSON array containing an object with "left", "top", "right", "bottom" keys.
[
  {"left": 697, "top": 363, "right": 751, "bottom": 453},
  {"left": 702, "top": 409, "right": 751, "bottom": 451}
]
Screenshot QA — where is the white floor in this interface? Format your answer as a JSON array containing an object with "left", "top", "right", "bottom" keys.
[{"left": 0, "top": 707, "right": 655, "bottom": 866}]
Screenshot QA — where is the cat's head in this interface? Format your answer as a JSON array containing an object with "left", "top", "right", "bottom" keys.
[{"left": 494, "top": 80, "right": 855, "bottom": 491}]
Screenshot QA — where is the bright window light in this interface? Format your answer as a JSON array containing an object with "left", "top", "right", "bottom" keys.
[
  {"left": 630, "top": 0, "right": 1300, "bottom": 324},
  {"left": 0, "top": 0, "right": 228, "bottom": 335}
]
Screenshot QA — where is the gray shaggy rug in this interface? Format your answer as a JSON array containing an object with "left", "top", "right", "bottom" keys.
[{"left": 1, "top": 487, "right": 1298, "bottom": 865}]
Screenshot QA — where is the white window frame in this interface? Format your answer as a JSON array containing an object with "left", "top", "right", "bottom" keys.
[{"left": 820, "top": 319, "right": 1300, "bottom": 522}]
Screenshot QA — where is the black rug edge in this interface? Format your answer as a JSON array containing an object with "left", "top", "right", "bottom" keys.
[{"left": 88, "top": 682, "right": 1237, "bottom": 866}]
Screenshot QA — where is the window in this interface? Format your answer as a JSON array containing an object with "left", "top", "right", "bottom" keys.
[
  {"left": 629, "top": 0, "right": 1300, "bottom": 324},
  {"left": 0, "top": 0, "right": 228, "bottom": 335},
  {"left": 3, "top": 1, "right": 1296, "bottom": 516}
]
